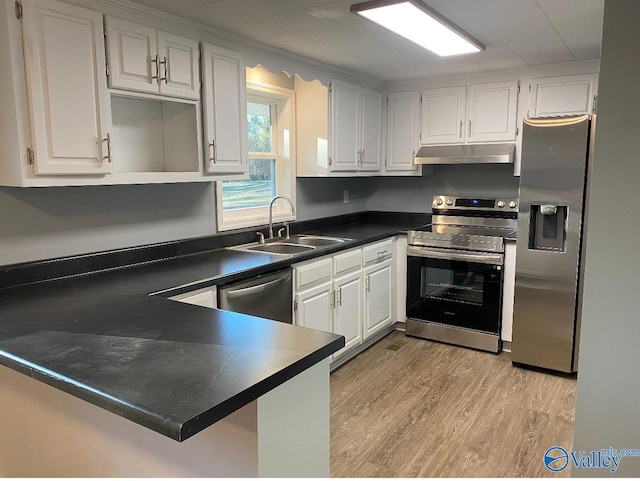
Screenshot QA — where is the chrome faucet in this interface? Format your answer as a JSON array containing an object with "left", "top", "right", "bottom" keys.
[{"left": 268, "top": 195, "right": 295, "bottom": 239}]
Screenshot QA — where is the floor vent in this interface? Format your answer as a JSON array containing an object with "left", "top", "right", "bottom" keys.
[{"left": 387, "top": 342, "right": 403, "bottom": 351}]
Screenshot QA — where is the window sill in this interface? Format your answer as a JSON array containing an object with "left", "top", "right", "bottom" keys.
[{"left": 217, "top": 212, "right": 296, "bottom": 233}]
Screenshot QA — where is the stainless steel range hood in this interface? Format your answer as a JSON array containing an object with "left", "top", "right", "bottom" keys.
[{"left": 414, "top": 143, "right": 515, "bottom": 165}]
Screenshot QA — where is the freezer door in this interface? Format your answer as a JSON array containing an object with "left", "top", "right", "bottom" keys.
[{"left": 512, "top": 115, "right": 591, "bottom": 373}]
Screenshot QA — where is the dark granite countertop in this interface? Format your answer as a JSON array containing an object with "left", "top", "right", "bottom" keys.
[{"left": 0, "top": 212, "right": 428, "bottom": 441}]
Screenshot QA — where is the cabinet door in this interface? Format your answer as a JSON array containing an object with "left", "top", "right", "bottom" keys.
[
  {"left": 529, "top": 74, "right": 597, "bottom": 118},
  {"left": 330, "top": 79, "right": 359, "bottom": 172},
  {"left": 359, "top": 88, "right": 382, "bottom": 172},
  {"left": 157, "top": 31, "right": 200, "bottom": 100},
  {"left": 420, "top": 86, "right": 466, "bottom": 144},
  {"left": 467, "top": 81, "right": 518, "bottom": 142},
  {"left": 363, "top": 259, "right": 393, "bottom": 339},
  {"left": 170, "top": 287, "right": 217, "bottom": 309},
  {"left": 333, "top": 271, "right": 363, "bottom": 358},
  {"left": 106, "top": 17, "right": 158, "bottom": 95},
  {"left": 294, "top": 281, "right": 333, "bottom": 333},
  {"left": 202, "top": 43, "right": 247, "bottom": 174},
  {"left": 501, "top": 241, "right": 517, "bottom": 344},
  {"left": 22, "top": 0, "right": 111, "bottom": 175},
  {"left": 385, "top": 91, "right": 420, "bottom": 172}
]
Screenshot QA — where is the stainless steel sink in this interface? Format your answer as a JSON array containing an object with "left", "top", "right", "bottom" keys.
[
  {"left": 230, "top": 234, "right": 352, "bottom": 256},
  {"left": 241, "top": 242, "right": 316, "bottom": 255},
  {"left": 288, "top": 235, "right": 352, "bottom": 247}
]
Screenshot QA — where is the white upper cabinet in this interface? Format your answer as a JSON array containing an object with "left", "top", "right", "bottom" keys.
[
  {"left": 106, "top": 17, "right": 199, "bottom": 100},
  {"left": 330, "top": 79, "right": 359, "bottom": 172},
  {"left": 329, "top": 79, "right": 382, "bottom": 173},
  {"left": 385, "top": 91, "right": 420, "bottom": 173},
  {"left": 418, "top": 80, "right": 518, "bottom": 145},
  {"left": 359, "top": 87, "right": 383, "bottom": 172},
  {"left": 466, "top": 80, "right": 519, "bottom": 142},
  {"left": 420, "top": 86, "right": 466, "bottom": 144},
  {"left": 21, "top": 0, "right": 111, "bottom": 175},
  {"left": 529, "top": 74, "right": 598, "bottom": 118},
  {"left": 156, "top": 31, "right": 200, "bottom": 100},
  {"left": 201, "top": 43, "right": 247, "bottom": 175}
]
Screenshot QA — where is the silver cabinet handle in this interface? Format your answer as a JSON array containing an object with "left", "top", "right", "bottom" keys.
[
  {"left": 102, "top": 133, "right": 111, "bottom": 163},
  {"left": 159, "top": 56, "right": 168, "bottom": 83},
  {"left": 468, "top": 120, "right": 472, "bottom": 138},
  {"left": 366, "top": 275, "right": 370, "bottom": 292},
  {"left": 330, "top": 290, "right": 335, "bottom": 308},
  {"left": 459, "top": 120, "right": 463, "bottom": 138},
  {"left": 151, "top": 54, "right": 159, "bottom": 82},
  {"left": 209, "top": 140, "right": 216, "bottom": 163},
  {"left": 337, "top": 287, "right": 342, "bottom": 306}
]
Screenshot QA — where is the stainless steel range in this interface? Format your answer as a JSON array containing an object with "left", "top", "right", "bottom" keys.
[{"left": 406, "top": 195, "right": 518, "bottom": 353}]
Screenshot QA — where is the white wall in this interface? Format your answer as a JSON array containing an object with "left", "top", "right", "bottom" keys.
[
  {"left": 0, "top": 183, "right": 215, "bottom": 266},
  {"left": 572, "top": 0, "right": 640, "bottom": 477},
  {"left": 296, "top": 177, "right": 371, "bottom": 221},
  {"left": 367, "top": 164, "right": 520, "bottom": 212},
  {"left": 0, "top": 177, "right": 373, "bottom": 266}
]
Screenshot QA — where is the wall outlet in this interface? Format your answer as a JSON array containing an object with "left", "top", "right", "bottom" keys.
[{"left": 343, "top": 190, "right": 349, "bottom": 204}]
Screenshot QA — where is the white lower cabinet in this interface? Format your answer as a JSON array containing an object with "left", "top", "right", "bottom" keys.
[
  {"left": 293, "top": 238, "right": 397, "bottom": 364},
  {"left": 333, "top": 270, "right": 363, "bottom": 358},
  {"left": 169, "top": 286, "right": 217, "bottom": 309},
  {"left": 363, "top": 259, "right": 393, "bottom": 340},
  {"left": 501, "top": 241, "right": 517, "bottom": 346},
  {"left": 295, "top": 281, "right": 333, "bottom": 333}
]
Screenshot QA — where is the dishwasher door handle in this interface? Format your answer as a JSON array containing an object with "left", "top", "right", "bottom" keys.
[{"left": 225, "top": 275, "right": 290, "bottom": 299}]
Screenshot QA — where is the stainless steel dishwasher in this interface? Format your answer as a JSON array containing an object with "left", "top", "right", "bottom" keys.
[{"left": 218, "top": 268, "right": 293, "bottom": 324}]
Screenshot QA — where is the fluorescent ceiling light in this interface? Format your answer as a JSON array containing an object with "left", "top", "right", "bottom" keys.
[{"left": 351, "top": 0, "right": 485, "bottom": 56}]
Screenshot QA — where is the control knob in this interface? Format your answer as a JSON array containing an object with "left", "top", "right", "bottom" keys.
[
  {"left": 446, "top": 199, "right": 454, "bottom": 206},
  {"left": 436, "top": 198, "right": 443, "bottom": 206},
  {"left": 508, "top": 201, "right": 517, "bottom": 209},
  {"left": 497, "top": 201, "right": 505, "bottom": 208}
]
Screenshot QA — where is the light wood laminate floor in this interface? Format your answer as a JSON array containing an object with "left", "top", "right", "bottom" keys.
[{"left": 330, "top": 331, "right": 576, "bottom": 478}]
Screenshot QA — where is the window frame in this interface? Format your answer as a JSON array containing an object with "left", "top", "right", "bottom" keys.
[{"left": 216, "top": 82, "right": 296, "bottom": 232}]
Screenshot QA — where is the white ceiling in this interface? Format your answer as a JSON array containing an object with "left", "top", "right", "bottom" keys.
[{"left": 131, "top": 0, "right": 604, "bottom": 81}]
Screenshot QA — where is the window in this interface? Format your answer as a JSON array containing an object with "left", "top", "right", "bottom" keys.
[
  {"left": 216, "top": 83, "right": 296, "bottom": 231},
  {"left": 221, "top": 102, "right": 276, "bottom": 212}
]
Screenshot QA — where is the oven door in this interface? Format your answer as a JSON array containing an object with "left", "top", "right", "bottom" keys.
[{"left": 406, "top": 246, "right": 503, "bottom": 334}]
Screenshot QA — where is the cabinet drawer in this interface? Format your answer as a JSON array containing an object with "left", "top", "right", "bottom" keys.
[
  {"left": 295, "top": 257, "right": 332, "bottom": 290},
  {"left": 333, "top": 249, "right": 362, "bottom": 277},
  {"left": 363, "top": 238, "right": 394, "bottom": 265}
]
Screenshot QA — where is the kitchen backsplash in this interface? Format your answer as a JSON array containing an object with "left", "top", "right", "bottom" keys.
[
  {"left": 0, "top": 167, "right": 518, "bottom": 266},
  {"left": 366, "top": 164, "right": 520, "bottom": 212}
]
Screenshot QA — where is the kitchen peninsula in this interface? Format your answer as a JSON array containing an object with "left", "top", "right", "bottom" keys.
[
  {"left": 0, "top": 213, "right": 426, "bottom": 477},
  {"left": 0, "top": 245, "right": 344, "bottom": 477}
]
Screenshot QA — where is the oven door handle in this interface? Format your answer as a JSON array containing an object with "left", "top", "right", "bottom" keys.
[{"left": 408, "top": 246, "right": 504, "bottom": 265}]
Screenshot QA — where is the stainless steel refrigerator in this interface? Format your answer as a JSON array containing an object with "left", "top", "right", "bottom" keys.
[{"left": 511, "top": 114, "right": 595, "bottom": 373}]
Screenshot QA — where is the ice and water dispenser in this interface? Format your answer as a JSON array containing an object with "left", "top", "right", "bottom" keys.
[{"left": 528, "top": 204, "right": 568, "bottom": 252}]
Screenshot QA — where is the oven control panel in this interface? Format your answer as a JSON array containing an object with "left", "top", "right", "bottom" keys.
[{"left": 433, "top": 195, "right": 518, "bottom": 212}]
